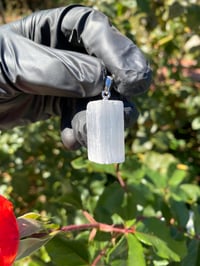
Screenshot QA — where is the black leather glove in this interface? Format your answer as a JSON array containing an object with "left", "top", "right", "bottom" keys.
[{"left": 0, "top": 5, "right": 152, "bottom": 149}]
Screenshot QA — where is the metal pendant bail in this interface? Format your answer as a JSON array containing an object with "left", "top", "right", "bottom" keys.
[{"left": 101, "top": 76, "right": 113, "bottom": 100}]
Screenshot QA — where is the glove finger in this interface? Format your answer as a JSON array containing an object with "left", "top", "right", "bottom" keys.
[
  {"left": 61, "top": 6, "right": 152, "bottom": 96},
  {"left": 123, "top": 99, "right": 139, "bottom": 128},
  {"left": 109, "top": 90, "right": 139, "bottom": 128},
  {"left": 60, "top": 98, "right": 90, "bottom": 150},
  {"left": 61, "top": 127, "right": 81, "bottom": 150},
  {"left": 71, "top": 111, "right": 87, "bottom": 148}
]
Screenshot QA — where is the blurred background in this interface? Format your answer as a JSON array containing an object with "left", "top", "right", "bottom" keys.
[{"left": 0, "top": 0, "right": 199, "bottom": 265}]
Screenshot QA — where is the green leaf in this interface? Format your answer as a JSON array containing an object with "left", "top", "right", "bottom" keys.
[
  {"left": 168, "top": 169, "right": 187, "bottom": 187},
  {"left": 145, "top": 168, "right": 167, "bottom": 189},
  {"left": 71, "top": 157, "right": 115, "bottom": 175},
  {"left": 172, "top": 184, "right": 200, "bottom": 203},
  {"left": 127, "top": 234, "right": 146, "bottom": 266},
  {"left": 56, "top": 179, "right": 83, "bottom": 209},
  {"left": 46, "top": 235, "right": 90, "bottom": 266},
  {"left": 139, "top": 217, "right": 187, "bottom": 258},
  {"left": 17, "top": 213, "right": 60, "bottom": 239},
  {"left": 135, "top": 232, "right": 180, "bottom": 262},
  {"left": 16, "top": 235, "right": 53, "bottom": 260},
  {"left": 87, "top": 161, "right": 116, "bottom": 175},
  {"left": 120, "top": 157, "right": 144, "bottom": 183},
  {"left": 107, "top": 236, "right": 128, "bottom": 263},
  {"left": 20, "top": 212, "right": 41, "bottom": 220},
  {"left": 71, "top": 156, "right": 88, "bottom": 170},
  {"left": 179, "top": 184, "right": 200, "bottom": 203},
  {"left": 182, "top": 239, "right": 200, "bottom": 266},
  {"left": 192, "top": 117, "right": 200, "bottom": 130},
  {"left": 142, "top": 151, "right": 177, "bottom": 176},
  {"left": 153, "top": 260, "right": 169, "bottom": 266},
  {"left": 136, "top": 0, "right": 150, "bottom": 13},
  {"left": 110, "top": 260, "right": 127, "bottom": 266},
  {"left": 170, "top": 200, "right": 189, "bottom": 228},
  {"left": 119, "top": 190, "right": 137, "bottom": 220},
  {"left": 168, "top": 2, "right": 185, "bottom": 19},
  {"left": 187, "top": 4, "right": 200, "bottom": 31},
  {"left": 192, "top": 204, "right": 200, "bottom": 235},
  {"left": 94, "top": 182, "right": 124, "bottom": 223},
  {"left": 17, "top": 217, "right": 43, "bottom": 239}
]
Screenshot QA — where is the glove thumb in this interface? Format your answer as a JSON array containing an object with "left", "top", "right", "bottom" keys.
[{"left": 61, "top": 127, "right": 81, "bottom": 150}]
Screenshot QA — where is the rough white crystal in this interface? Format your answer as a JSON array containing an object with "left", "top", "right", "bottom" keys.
[{"left": 86, "top": 100, "right": 125, "bottom": 164}]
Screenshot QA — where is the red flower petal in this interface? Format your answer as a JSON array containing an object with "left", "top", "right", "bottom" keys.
[{"left": 0, "top": 195, "right": 19, "bottom": 266}]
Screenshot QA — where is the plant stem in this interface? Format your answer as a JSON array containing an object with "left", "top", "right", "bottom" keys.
[
  {"left": 115, "top": 163, "right": 127, "bottom": 191},
  {"left": 61, "top": 223, "right": 135, "bottom": 235}
]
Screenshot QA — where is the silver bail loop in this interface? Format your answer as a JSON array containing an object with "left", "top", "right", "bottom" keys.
[{"left": 102, "top": 76, "right": 113, "bottom": 100}]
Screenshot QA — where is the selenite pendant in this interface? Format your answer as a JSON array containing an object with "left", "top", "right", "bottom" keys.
[{"left": 86, "top": 99, "right": 125, "bottom": 164}]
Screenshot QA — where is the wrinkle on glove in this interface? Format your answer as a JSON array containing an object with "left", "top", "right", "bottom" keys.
[
  {"left": 0, "top": 30, "right": 105, "bottom": 98},
  {"left": 61, "top": 6, "right": 152, "bottom": 96}
]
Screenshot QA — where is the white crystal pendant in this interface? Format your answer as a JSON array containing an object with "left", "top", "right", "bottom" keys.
[{"left": 86, "top": 100, "right": 125, "bottom": 164}]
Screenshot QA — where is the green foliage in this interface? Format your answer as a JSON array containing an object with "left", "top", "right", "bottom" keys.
[
  {"left": 0, "top": 0, "right": 200, "bottom": 265},
  {"left": 46, "top": 237, "right": 90, "bottom": 266}
]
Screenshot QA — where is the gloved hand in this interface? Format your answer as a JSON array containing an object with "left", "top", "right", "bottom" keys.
[{"left": 0, "top": 5, "right": 152, "bottom": 149}]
